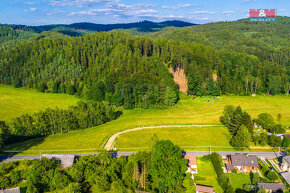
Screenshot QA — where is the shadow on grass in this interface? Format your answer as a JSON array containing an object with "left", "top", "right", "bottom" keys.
[{"left": 0, "top": 137, "right": 45, "bottom": 161}]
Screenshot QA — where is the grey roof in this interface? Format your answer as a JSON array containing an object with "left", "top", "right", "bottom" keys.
[
  {"left": 2, "top": 187, "right": 21, "bottom": 193},
  {"left": 257, "top": 183, "right": 285, "bottom": 192},
  {"left": 43, "top": 154, "right": 75, "bottom": 168},
  {"left": 225, "top": 163, "right": 235, "bottom": 171},
  {"left": 230, "top": 154, "right": 258, "bottom": 167},
  {"left": 283, "top": 156, "right": 290, "bottom": 164},
  {"left": 280, "top": 172, "right": 290, "bottom": 184}
]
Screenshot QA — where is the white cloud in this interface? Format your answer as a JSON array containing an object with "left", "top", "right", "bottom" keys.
[
  {"left": 278, "top": 9, "right": 286, "bottom": 12},
  {"left": 25, "top": 1, "right": 35, "bottom": 5},
  {"left": 222, "top": 11, "right": 235, "bottom": 14},
  {"left": 193, "top": 11, "right": 215, "bottom": 15},
  {"left": 161, "top": 4, "right": 192, "bottom": 9},
  {"left": 50, "top": 0, "right": 114, "bottom": 8},
  {"left": 69, "top": 8, "right": 157, "bottom": 17},
  {"left": 25, "top": 7, "right": 37, "bottom": 12},
  {"left": 160, "top": 15, "right": 185, "bottom": 19},
  {"left": 47, "top": 10, "right": 67, "bottom": 16}
]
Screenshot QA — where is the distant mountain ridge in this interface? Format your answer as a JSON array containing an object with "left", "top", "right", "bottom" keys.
[{"left": 30, "top": 20, "right": 196, "bottom": 36}]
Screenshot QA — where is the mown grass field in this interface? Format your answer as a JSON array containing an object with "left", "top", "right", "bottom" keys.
[
  {"left": 115, "top": 126, "right": 232, "bottom": 151},
  {"left": 227, "top": 173, "right": 251, "bottom": 190},
  {"left": 194, "top": 156, "right": 223, "bottom": 193},
  {"left": 1, "top": 86, "right": 289, "bottom": 154},
  {"left": 0, "top": 85, "right": 80, "bottom": 121}
]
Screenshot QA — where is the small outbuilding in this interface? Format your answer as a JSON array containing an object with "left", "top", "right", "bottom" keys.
[
  {"left": 196, "top": 185, "right": 214, "bottom": 193},
  {"left": 257, "top": 183, "right": 285, "bottom": 193},
  {"left": 1, "top": 187, "right": 21, "bottom": 193}
]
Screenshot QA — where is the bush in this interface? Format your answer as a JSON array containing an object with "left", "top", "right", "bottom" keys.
[
  {"left": 271, "top": 124, "right": 286, "bottom": 134},
  {"left": 210, "top": 152, "right": 223, "bottom": 176},
  {"left": 66, "top": 183, "right": 82, "bottom": 193},
  {"left": 266, "top": 171, "right": 278, "bottom": 181},
  {"left": 194, "top": 176, "right": 207, "bottom": 181}
]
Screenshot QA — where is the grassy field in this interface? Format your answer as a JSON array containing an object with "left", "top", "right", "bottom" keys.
[
  {"left": 227, "top": 173, "right": 251, "bottom": 190},
  {"left": 0, "top": 85, "right": 80, "bottom": 121},
  {"left": 1, "top": 85, "right": 289, "bottom": 154},
  {"left": 115, "top": 126, "right": 232, "bottom": 151},
  {"left": 194, "top": 156, "right": 223, "bottom": 193}
]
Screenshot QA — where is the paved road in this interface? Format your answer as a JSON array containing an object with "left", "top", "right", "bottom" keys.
[
  {"left": 103, "top": 124, "right": 221, "bottom": 150},
  {"left": 0, "top": 151, "right": 283, "bottom": 164}
]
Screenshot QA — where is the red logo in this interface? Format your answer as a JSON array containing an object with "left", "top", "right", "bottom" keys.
[{"left": 249, "top": 9, "right": 276, "bottom": 17}]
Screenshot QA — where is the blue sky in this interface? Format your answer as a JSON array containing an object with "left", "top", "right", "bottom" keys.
[{"left": 0, "top": 0, "right": 289, "bottom": 25}]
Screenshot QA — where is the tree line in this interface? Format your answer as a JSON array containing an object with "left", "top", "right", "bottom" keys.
[
  {"left": 0, "top": 101, "right": 120, "bottom": 147},
  {"left": 0, "top": 140, "right": 194, "bottom": 193},
  {"left": 0, "top": 31, "right": 288, "bottom": 110},
  {"left": 220, "top": 105, "right": 288, "bottom": 149}
]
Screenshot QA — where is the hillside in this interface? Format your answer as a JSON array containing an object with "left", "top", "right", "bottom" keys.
[
  {"left": 149, "top": 17, "right": 290, "bottom": 67},
  {"left": 0, "top": 24, "right": 37, "bottom": 43},
  {"left": 0, "top": 30, "right": 288, "bottom": 108},
  {"left": 31, "top": 20, "right": 195, "bottom": 36}
]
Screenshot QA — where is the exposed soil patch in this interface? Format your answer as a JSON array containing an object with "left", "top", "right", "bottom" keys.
[{"left": 170, "top": 66, "right": 188, "bottom": 93}]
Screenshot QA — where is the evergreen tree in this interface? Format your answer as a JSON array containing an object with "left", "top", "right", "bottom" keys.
[{"left": 164, "top": 86, "right": 177, "bottom": 106}]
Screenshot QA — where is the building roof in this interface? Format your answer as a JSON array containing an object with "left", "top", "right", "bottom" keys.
[
  {"left": 184, "top": 155, "right": 197, "bottom": 167},
  {"left": 280, "top": 172, "right": 290, "bottom": 184},
  {"left": 195, "top": 185, "right": 214, "bottom": 193},
  {"left": 43, "top": 154, "right": 75, "bottom": 168},
  {"left": 257, "top": 183, "right": 285, "bottom": 192},
  {"left": 283, "top": 156, "right": 290, "bottom": 164},
  {"left": 225, "top": 163, "right": 235, "bottom": 171},
  {"left": 2, "top": 187, "right": 21, "bottom": 193},
  {"left": 230, "top": 154, "right": 258, "bottom": 167}
]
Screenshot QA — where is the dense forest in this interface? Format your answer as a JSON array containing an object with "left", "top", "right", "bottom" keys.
[
  {"left": 0, "top": 31, "right": 288, "bottom": 109},
  {"left": 0, "top": 24, "right": 37, "bottom": 43},
  {"left": 0, "top": 18, "right": 289, "bottom": 109},
  {"left": 150, "top": 17, "right": 290, "bottom": 68}
]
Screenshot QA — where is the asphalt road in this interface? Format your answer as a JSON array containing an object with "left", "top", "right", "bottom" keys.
[{"left": 0, "top": 151, "right": 283, "bottom": 164}]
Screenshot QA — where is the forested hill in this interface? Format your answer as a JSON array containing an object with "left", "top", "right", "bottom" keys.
[
  {"left": 31, "top": 20, "right": 195, "bottom": 36},
  {"left": 149, "top": 16, "right": 290, "bottom": 67},
  {"left": 0, "top": 31, "right": 288, "bottom": 109},
  {"left": 0, "top": 24, "right": 37, "bottom": 43}
]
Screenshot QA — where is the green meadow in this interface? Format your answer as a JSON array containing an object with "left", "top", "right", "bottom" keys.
[
  {"left": 0, "top": 85, "right": 80, "bottom": 121},
  {"left": 1, "top": 85, "right": 289, "bottom": 154},
  {"left": 227, "top": 173, "right": 251, "bottom": 190},
  {"left": 115, "top": 126, "right": 232, "bottom": 151}
]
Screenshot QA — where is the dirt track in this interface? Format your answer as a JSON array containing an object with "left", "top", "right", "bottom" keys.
[{"left": 103, "top": 124, "right": 220, "bottom": 150}]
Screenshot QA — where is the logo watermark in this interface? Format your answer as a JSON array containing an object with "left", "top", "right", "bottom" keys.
[{"left": 249, "top": 9, "right": 277, "bottom": 22}]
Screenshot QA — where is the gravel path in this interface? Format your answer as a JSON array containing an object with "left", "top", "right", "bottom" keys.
[{"left": 103, "top": 124, "right": 220, "bottom": 150}]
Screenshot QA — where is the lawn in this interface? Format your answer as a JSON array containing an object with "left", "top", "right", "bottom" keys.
[
  {"left": 115, "top": 126, "right": 233, "bottom": 151},
  {"left": 194, "top": 156, "right": 223, "bottom": 193},
  {"left": 1, "top": 86, "right": 290, "bottom": 154},
  {"left": 0, "top": 85, "right": 80, "bottom": 121},
  {"left": 227, "top": 173, "right": 251, "bottom": 190}
]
